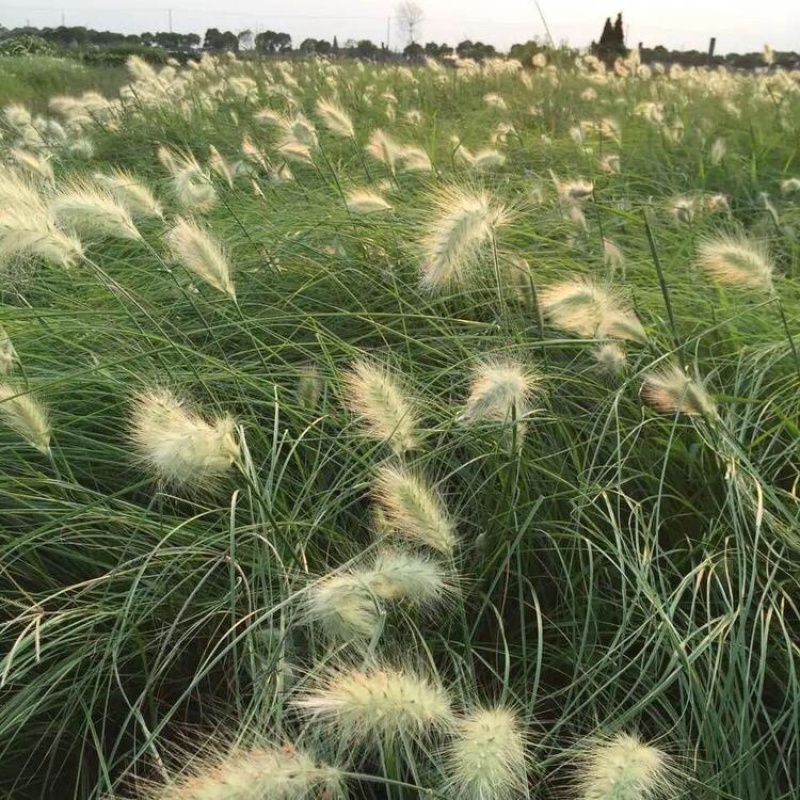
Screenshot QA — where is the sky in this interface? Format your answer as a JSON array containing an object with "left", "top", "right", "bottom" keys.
[{"left": 0, "top": 0, "right": 797, "bottom": 55}]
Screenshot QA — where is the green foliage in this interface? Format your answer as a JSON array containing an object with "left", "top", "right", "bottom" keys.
[{"left": 0, "top": 51, "right": 798, "bottom": 800}]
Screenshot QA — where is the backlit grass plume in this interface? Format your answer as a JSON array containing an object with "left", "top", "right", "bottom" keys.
[
  {"left": 0, "top": 172, "right": 83, "bottom": 268},
  {"left": 539, "top": 277, "right": 646, "bottom": 342},
  {"left": 695, "top": 234, "right": 775, "bottom": 293},
  {"left": 293, "top": 663, "right": 454, "bottom": 744},
  {"left": 93, "top": 169, "right": 163, "bottom": 219},
  {"left": 129, "top": 388, "right": 239, "bottom": 488},
  {"left": 49, "top": 182, "right": 141, "bottom": 241},
  {"left": 443, "top": 706, "right": 530, "bottom": 800},
  {"left": 420, "top": 186, "right": 511, "bottom": 291},
  {"left": 345, "top": 188, "right": 392, "bottom": 214},
  {"left": 365, "top": 128, "right": 401, "bottom": 173},
  {"left": 343, "top": 359, "right": 420, "bottom": 453},
  {"left": 575, "top": 732, "right": 678, "bottom": 800},
  {"left": 305, "top": 573, "right": 382, "bottom": 641},
  {"left": 365, "top": 548, "right": 452, "bottom": 606},
  {"left": 145, "top": 740, "right": 345, "bottom": 800},
  {"left": 374, "top": 464, "right": 456, "bottom": 555},
  {"left": 0, "top": 325, "right": 16, "bottom": 374},
  {"left": 316, "top": 97, "right": 355, "bottom": 138},
  {"left": 165, "top": 217, "right": 236, "bottom": 298},
  {"left": 641, "top": 364, "right": 718, "bottom": 419},
  {"left": 0, "top": 383, "right": 51, "bottom": 453},
  {"left": 460, "top": 357, "right": 542, "bottom": 427}
]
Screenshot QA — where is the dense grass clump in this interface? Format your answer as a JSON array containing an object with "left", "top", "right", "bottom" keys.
[{"left": 0, "top": 49, "right": 798, "bottom": 800}]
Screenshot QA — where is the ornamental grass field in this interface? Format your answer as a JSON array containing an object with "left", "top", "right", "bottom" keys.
[{"left": 0, "top": 50, "right": 799, "bottom": 800}]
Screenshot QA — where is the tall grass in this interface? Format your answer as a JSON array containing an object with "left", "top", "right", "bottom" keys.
[{"left": 0, "top": 50, "right": 798, "bottom": 800}]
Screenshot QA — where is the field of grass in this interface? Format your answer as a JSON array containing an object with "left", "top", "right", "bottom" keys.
[
  {"left": 0, "top": 51, "right": 798, "bottom": 800},
  {"left": 0, "top": 55, "right": 126, "bottom": 110}
]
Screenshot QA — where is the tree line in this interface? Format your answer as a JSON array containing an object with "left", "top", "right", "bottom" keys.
[{"left": 0, "top": 21, "right": 796, "bottom": 71}]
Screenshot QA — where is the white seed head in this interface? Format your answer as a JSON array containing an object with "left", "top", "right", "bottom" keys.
[
  {"left": 0, "top": 384, "right": 51, "bottom": 453},
  {"left": 576, "top": 732, "right": 677, "bottom": 800},
  {"left": 420, "top": 185, "right": 511, "bottom": 291},
  {"left": 129, "top": 388, "right": 239, "bottom": 488},
  {"left": 641, "top": 365, "right": 718, "bottom": 419},
  {"left": 146, "top": 741, "right": 345, "bottom": 800},
  {"left": 695, "top": 234, "right": 775, "bottom": 293},
  {"left": 0, "top": 325, "right": 17, "bottom": 375},
  {"left": 470, "top": 149, "right": 506, "bottom": 171},
  {"left": 374, "top": 464, "right": 456, "bottom": 555},
  {"left": 165, "top": 217, "right": 235, "bottom": 298},
  {"left": 594, "top": 342, "right": 627, "bottom": 377},
  {"left": 294, "top": 664, "right": 454, "bottom": 744},
  {"left": 316, "top": 97, "right": 355, "bottom": 138},
  {"left": 443, "top": 706, "right": 530, "bottom": 800},
  {"left": 365, "top": 548, "right": 452, "bottom": 605},
  {"left": 345, "top": 189, "right": 392, "bottom": 214},
  {"left": 93, "top": 169, "right": 163, "bottom": 219},
  {"left": 460, "top": 358, "right": 541, "bottom": 427},
  {"left": 343, "top": 359, "right": 420, "bottom": 453},
  {"left": 365, "top": 128, "right": 401, "bottom": 173},
  {"left": 305, "top": 573, "right": 383, "bottom": 641},
  {"left": 49, "top": 182, "right": 142, "bottom": 241},
  {"left": 539, "top": 277, "right": 646, "bottom": 342}
]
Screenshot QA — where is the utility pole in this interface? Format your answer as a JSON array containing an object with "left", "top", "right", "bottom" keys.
[
  {"left": 168, "top": 8, "right": 173, "bottom": 33},
  {"left": 707, "top": 37, "right": 716, "bottom": 66},
  {"left": 386, "top": 17, "right": 391, "bottom": 52},
  {"left": 61, "top": 10, "right": 65, "bottom": 26}
]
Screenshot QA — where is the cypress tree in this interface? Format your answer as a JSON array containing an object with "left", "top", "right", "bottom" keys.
[{"left": 613, "top": 13, "right": 625, "bottom": 47}]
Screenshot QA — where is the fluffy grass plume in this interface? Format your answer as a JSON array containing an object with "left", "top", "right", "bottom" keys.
[
  {"left": 374, "top": 464, "right": 456, "bottom": 555},
  {"left": 145, "top": 741, "right": 345, "bottom": 800},
  {"left": 641, "top": 365, "right": 718, "bottom": 418},
  {"left": 365, "top": 128, "right": 401, "bottom": 173},
  {"left": 0, "top": 384, "right": 51, "bottom": 453},
  {"left": 539, "top": 277, "right": 646, "bottom": 342},
  {"left": 207, "top": 144, "right": 235, "bottom": 188},
  {"left": 10, "top": 149, "right": 54, "bottom": 184},
  {"left": 460, "top": 357, "right": 542, "bottom": 426},
  {"left": 49, "top": 182, "right": 142, "bottom": 241},
  {"left": 695, "top": 234, "right": 775, "bottom": 293},
  {"left": 0, "top": 171, "right": 83, "bottom": 268},
  {"left": 129, "top": 388, "right": 239, "bottom": 488},
  {"left": 293, "top": 663, "right": 454, "bottom": 744},
  {"left": 420, "top": 185, "right": 511, "bottom": 291},
  {"left": 345, "top": 188, "right": 393, "bottom": 214},
  {"left": 0, "top": 325, "right": 16, "bottom": 374},
  {"left": 365, "top": 548, "right": 452, "bottom": 606},
  {"left": 343, "top": 359, "right": 420, "bottom": 453},
  {"left": 576, "top": 732, "right": 677, "bottom": 800},
  {"left": 397, "top": 144, "right": 433, "bottom": 173},
  {"left": 443, "top": 706, "right": 530, "bottom": 800},
  {"left": 470, "top": 148, "right": 507, "bottom": 171},
  {"left": 93, "top": 169, "right": 164, "bottom": 219},
  {"left": 316, "top": 97, "right": 355, "bottom": 138},
  {"left": 305, "top": 573, "right": 382, "bottom": 641},
  {"left": 165, "top": 217, "right": 236, "bottom": 298}
]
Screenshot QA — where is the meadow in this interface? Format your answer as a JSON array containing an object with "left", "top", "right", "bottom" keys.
[{"left": 0, "top": 49, "right": 798, "bottom": 800}]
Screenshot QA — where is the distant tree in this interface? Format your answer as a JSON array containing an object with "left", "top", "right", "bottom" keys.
[
  {"left": 314, "top": 39, "right": 332, "bottom": 56},
  {"left": 299, "top": 37, "right": 318, "bottom": 55},
  {"left": 456, "top": 39, "right": 496, "bottom": 60},
  {"left": 254, "top": 30, "right": 291, "bottom": 54},
  {"left": 612, "top": 13, "right": 624, "bottom": 47},
  {"left": 592, "top": 13, "right": 627, "bottom": 66},
  {"left": 403, "top": 41, "right": 424, "bottom": 60},
  {"left": 203, "top": 28, "right": 223, "bottom": 50},
  {"left": 204, "top": 28, "right": 238, "bottom": 51},
  {"left": 332, "top": 35, "right": 339, "bottom": 55},
  {"left": 354, "top": 39, "right": 379, "bottom": 59},
  {"left": 424, "top": 41, "right": 452, "bottom": 57},
  {"left": 396, "top": 1, "right": 424, "bottom": 45}
]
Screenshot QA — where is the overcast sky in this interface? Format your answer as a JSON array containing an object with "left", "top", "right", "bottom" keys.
[{"left": 1, "top": 1, "right": 796, "bottom": 54}]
